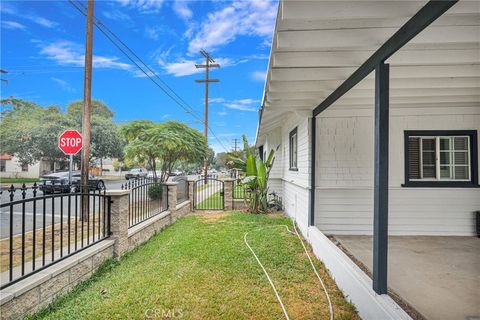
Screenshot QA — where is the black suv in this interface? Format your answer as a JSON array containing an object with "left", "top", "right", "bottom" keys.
[{"left": 39, "top": 171, "right": 105, "bottom": 193}]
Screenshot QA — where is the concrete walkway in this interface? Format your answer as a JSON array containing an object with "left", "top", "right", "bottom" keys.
[{"left": 335, "top": 235, "right": 480, "bottom": 320}]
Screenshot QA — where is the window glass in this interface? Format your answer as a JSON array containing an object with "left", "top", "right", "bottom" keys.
[
  {"left": 421, "top": 138, "right": 436, "bottom": 178},
  {"left": 289, "top": 128, "right": 298, "bottom": 170},
  {"left": 407, "top": 134, "right": 473, "bottom": 183}
]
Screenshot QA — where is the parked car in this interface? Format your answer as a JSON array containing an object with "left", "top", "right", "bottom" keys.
[
  {"left": 147, "top": 171, "right": 162, "bottom": 179},
  {"left": 39, "top": 171, "right": 105, "bottom": 194},
  {"left": 170, "top": 170, "right": 183, "bottom": 176},
  {"left": 125, "top": 168, "right": 148, "bottom": 180}
]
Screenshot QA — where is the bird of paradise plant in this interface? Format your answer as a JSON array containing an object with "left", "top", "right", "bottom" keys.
[{"left": 229, "top": 135, "right": 275, "bottom": 213}]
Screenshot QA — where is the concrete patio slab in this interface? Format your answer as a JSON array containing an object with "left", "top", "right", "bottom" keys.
[{"left": 335, "top": 236, "right": 480, "bottom": 320}]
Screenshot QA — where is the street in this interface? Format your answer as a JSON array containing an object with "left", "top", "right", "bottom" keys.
[{"left": 0, "top": 179, "right": 126, "bottom": 239}]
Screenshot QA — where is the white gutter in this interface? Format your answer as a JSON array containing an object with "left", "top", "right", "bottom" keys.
[{"left": 254, "top": 0, "right": 282, "bottom": 147}]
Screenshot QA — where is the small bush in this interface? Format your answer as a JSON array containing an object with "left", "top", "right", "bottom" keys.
[{"left": 148, "top": 184, "right": 164, "bottom": 200}]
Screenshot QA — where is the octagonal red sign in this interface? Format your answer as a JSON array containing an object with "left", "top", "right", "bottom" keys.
[{"left": 58, "top": 130, "right": 83, "bottom": 155}]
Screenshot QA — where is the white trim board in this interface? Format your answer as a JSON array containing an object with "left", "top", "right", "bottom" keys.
[{"left": 307, "top": 226, "right": 412, "bottom": 320}]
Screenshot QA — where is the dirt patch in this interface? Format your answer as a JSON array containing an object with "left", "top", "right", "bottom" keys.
[{"left": 194, "top": 211, "right": 231, "bottom": 221}]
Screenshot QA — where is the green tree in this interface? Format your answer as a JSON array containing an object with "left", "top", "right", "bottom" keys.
[
  {"left": 1, "top": 98, "right": 73, "bottom": 165},
  {"left": 121, "top": 121, "right": 208, "bottom": 181},
  {"left": 66, "top": 99, "right": 115, "bottom": 121},
  {"left": 1, "top": 97, "right": 124, "bottom": 169},
  {"left": 206, "top": 147, "right": 215, "bottom": 168},
  {"left": 214, "top": 152, "right": 228, "bottom": 169}
]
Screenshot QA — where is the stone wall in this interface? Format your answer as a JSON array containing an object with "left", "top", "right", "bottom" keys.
[
  {"left": 1, "top": 183, "right": 193, "bottom": 320},
  {"left": 0, "top": 240, "right": 114, "bottom": 320}
]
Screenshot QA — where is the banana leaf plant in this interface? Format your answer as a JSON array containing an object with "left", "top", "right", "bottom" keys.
[{"left": 241, "top": 149, "right": 275, "bottom": 213}]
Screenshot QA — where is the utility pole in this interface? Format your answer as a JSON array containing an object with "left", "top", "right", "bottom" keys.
[
  {"left": 81, "top": 0, "right": 94, "bottom": 218},
  {"left": 232, "top": 138, "right": 239, "bottom": 152},
  {"left": 195, "top": 50, "right": 219, "bottom": 182}
]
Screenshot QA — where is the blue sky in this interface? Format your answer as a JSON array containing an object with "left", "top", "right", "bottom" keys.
[{"left": 0, "top": 0, "right": 277, "bottom": 153}]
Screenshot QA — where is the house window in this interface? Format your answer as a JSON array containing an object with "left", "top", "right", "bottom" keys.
[
  {"left": 21, "top": 163, "right": 28, "bottom": 172},
  {"left": 404, "top": 130, "right": 478, "bottom": 187},
  {"left": 259, "top": 145, "right": 264, "bottom": 161},
  {"left": 0, "top": 160, "right": 6, "bottom": 172},
  {"left": 289, "top": 127, "right": 298, "bottom": 170}
]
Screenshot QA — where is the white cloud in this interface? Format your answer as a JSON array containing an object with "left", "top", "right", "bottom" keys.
[
  {"left": 0, "top": 3, "right": 57, "bottom": 28},
  {"left": 188, "top": 0, "right": 277, "bottom": 53},
  {"left": 145, "top": 26, "right": 162, "bottom": 40},
  {"left": 1, "top": 21, "right": 26, "bottom": 30},
  {"left": 156, "top": 50, "right": 238, "bottom": 77},
  {"left": 103, "top": 10, "right": 132, "bottom": 22},
  {"left": 173, "top": 1, "right": 193, "bottom": 20},
  {"left": 117, "top": 0, "right": 165, "bottom": 12},
  {"left": 251, "top": 71, "right": 266, "bottom": 82},
  {"left": 218, "top": 133, "right": 237, "bottom": 137},
  {"left": 161, "top": 114, "right": 170, "bottom": 119},
  {"left": 160, "top": 59, "right": 202, "bottom": 77},
  {"left": 27, "top": 16, "right": 57, "bottom": 28},
  {"left": 224, "top": 99, "right": 259, "bottom": 112},
  {"left": 209, "top": 98, "right": 225, "bottom": 103},
  {"left": 39, "top": 41, "right": 131, "bottom": 70},
  {"left": 51, "top": 77, "right": 75, "bottom": 93},
  {"left": 217, "top": 110, "right": 227, "bottom": 116}
]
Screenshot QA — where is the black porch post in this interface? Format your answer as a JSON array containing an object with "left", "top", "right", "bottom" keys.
[
  {"left": 309, "top": 116, "right": 316, "bottom": 226},
  {"left": 373, "top": 62, "right": 389, "bottom": 294}
]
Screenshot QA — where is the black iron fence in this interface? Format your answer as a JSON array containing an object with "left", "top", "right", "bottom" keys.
[
  {"left": 0, "top": 183, "right": 111, "bottom": 289},
  {"left": 193, "top": 178, "right": 224, "bottom": 210},
  {"left": 121, "top": 178, "right": 168, "bottom": 228},
  {"left": 173, "top": 177, "right": 189, "bottom": 204}
]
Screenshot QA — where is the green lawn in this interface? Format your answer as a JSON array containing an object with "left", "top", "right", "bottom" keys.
[
  {"left": 0, "top": 178, "right": 39, "bottom": 184},
  {"left": 196, "top": 191, "right": 223, "bottom": 209},
  {"left": 28, "top": 212, "right": 358, "bottom": 320}
]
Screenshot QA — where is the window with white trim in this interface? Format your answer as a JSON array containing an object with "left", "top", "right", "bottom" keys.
[
  {"left": 404, "top": 131, "right": 478, "bottom": 187},
  {"left": 289, "top": 127, "right": 298, "bottom": 170}
]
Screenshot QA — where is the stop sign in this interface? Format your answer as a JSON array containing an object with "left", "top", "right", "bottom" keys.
[{"left": 58, "top": 130, "right": 83, "bottom": 155}]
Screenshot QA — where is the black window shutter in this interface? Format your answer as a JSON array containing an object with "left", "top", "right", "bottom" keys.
[{"left": 408, "top": 137, "right": 420, "bottom": 179}]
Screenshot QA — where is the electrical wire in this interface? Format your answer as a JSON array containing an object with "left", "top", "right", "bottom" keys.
[
  {"left": 293, "top": 222, "right": 334, "bottom": 320},
  {"left": 244, "top": 231, "right": 290, "bottom": 320},
  {"left": 244, "top": 224, "right": 334, "bottom": 320},
  {"left": 67, "top": 0, "right": 229, "bottom": 152}
]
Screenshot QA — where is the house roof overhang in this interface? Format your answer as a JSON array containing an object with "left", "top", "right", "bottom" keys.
[{"left": 256, "top": 0, "right": 480, "bottom": 145}]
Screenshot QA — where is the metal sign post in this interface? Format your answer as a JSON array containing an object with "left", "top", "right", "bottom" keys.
[{"left": 69, "top": 154, "right": 73, "bottom": 185}]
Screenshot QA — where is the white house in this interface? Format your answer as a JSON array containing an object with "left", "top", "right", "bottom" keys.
[
  {"left": 256, "top": 1, "right": 479, "bottom": 319},
  {"left": 0, "top": 154, "right": 54, "bottom": 179}
]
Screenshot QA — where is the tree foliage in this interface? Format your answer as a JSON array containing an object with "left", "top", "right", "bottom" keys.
[
  {"left": 121, "top": 120, "right": 208, "bottom": 181},
  {"left": 229, "top": 135, "right": 276, "bottom": 213},
  {"left": 66, "top": 99, "right": 115, "bottom": 121},
  {"left": 0, "top": 97, "right": 124, "bottom": 166}
]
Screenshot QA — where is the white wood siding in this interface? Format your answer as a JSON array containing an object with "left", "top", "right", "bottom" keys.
[
  {"left": 261, "top": 112, "right": 312, "bottom": 229},
  {"left": 315, "top": 104, "right": 480, "bottom": 236}
]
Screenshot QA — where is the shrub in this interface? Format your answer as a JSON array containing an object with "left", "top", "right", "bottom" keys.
[{"left": 148, "top": 184, "right": 164, "bottom": 200}]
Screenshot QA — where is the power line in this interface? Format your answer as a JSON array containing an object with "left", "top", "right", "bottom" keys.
[{"left": 67, "top": 0, "right": 229, "bottom": 152}]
